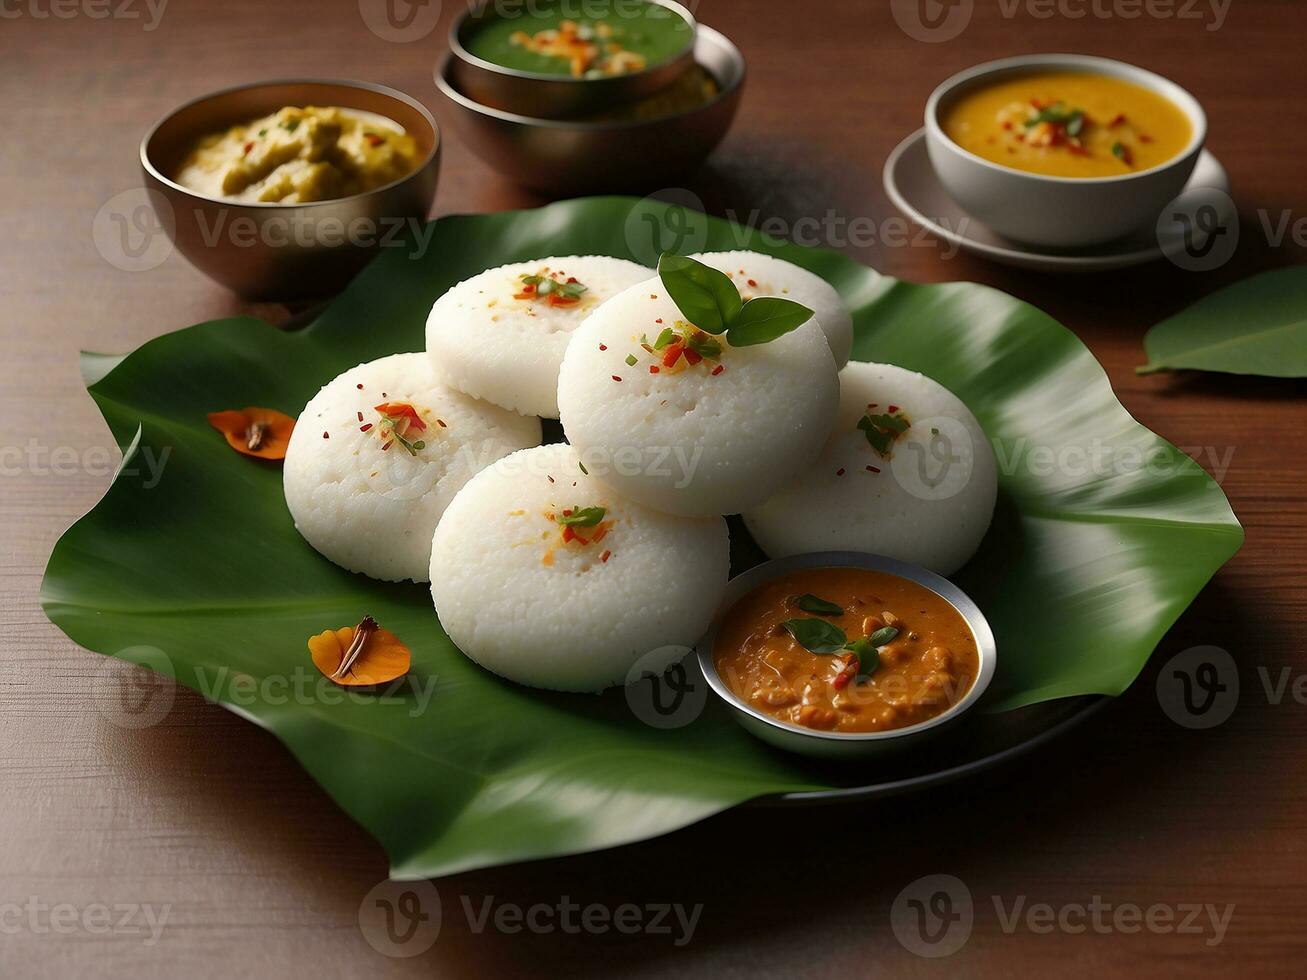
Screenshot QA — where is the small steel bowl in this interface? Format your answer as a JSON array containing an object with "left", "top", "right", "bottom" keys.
[
  {"left": 450, "top": 0, "right": 697, "bottom": 119},
  {"left": 696, "top": 552, "right": 997, "bottom": 760},
  {"left": 141, "top": 78, "right": 441, "bottom": 301},
  {"left": 435, "top": 25, "right": 743, "bottom": 195}
]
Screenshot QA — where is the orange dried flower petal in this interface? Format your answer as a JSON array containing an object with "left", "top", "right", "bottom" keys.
[
  {"left": 208, "top": 407, "right": 296, "bottom": 460},
  {"left": 308, "top": 619, "right": 411, "bottom": 688}
]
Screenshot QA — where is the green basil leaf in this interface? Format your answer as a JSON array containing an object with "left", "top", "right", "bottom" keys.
[
  {"left": 657, "top": 253, "right": 740, "bottom": 334},
  {"left": 557, "top": 506, "right": 606, "bottom": 528},
  {"left": 783, "top": 618, "right": 848, "bottom": 654},
  {"left": 845, "top": 637, "right": 879, "bottom": 678},
  {"left": 726, "top": 297, "right": 815, "bottom": 347},
  {"left": 796, "top": 594, "right": 843, "bottom": 616},
  {"left": 868, "top": 626, "right": 900, "bottom": 648}
]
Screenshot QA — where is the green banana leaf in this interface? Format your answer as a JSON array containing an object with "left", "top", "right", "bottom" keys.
[
  {"left": 41, "top": 197, "right": 1242, "bottom": 878},
  {"left": 1138, "top": 266, "right": 1307, "bottom": 377}
]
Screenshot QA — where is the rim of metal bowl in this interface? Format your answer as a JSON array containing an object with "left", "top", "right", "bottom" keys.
[
  {"left": 763, "top": 694, "right": 1110, "bottom": 806},
  {"left": 450, "top": 0, "right": 698, "bottom": 85},
  {"left": 697, "top": 551, "right": 998, "bottom": 745},
  {"left": 434, "top": 24, "right": 745, "bottom": 131},
  {"left": 139, "top": 77, "right": 441, "bottom": 209}
]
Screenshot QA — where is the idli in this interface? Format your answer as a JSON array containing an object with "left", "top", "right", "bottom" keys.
[
  {"left": 284, "top": 353, "right": 541, "bottom": 583},
  {"left": 426, "top": 255, "right": 650, "bottom": 418},
  {"left": 430, "top": 443, "right": 730, "bottom": 692},
  {"left": 557, "top": 275, "right": 840, "bottom": 518},
  {"left": 691, "top": 250, "right": 854, "bottom": 367},
  {"left": 743, "top": 361, "right": 997, "bottom": 575}
]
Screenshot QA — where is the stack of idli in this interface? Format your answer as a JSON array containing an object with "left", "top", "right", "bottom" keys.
[
  {"left": 284, "top": 353, "right": 541, "bottom": 583},
  {"left": 285, "top": 246, "right": 995, "bottom": 696}
]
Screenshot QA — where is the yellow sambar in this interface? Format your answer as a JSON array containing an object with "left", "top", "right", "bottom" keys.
[{"left": 941, "top": 71, "right": 1192, "bottom": 179}]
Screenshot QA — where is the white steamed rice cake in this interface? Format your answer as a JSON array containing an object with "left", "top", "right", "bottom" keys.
[
  {"left": 557, "top": 275, "right": 840, "bottom": 518},
  {"left": 284, "top": 352, "right": 541, "bottom": 583},
  {"left": 743, "top": 361, "right": 997, "bottom": 575},
  {"left": 429, "top": 443, "right": 730, "bottom": 692},
  {"left": 426, "top": 255, "right": 650, "bottom": 419}
]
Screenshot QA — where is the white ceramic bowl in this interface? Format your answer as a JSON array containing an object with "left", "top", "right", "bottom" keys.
[{"left": 925, "top": 54, "right": 1206, "bottom": 248}]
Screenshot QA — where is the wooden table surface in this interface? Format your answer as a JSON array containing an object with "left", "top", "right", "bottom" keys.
[{"left": 3, "top": 1, "right": 1306, "bottom": 976}]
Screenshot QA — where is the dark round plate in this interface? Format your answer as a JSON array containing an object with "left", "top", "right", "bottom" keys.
[{"left": 759, "top": 695, "right": 1109, "bottom": 806}]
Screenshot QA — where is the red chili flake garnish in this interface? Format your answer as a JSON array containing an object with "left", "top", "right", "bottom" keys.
[
  {"left": 650, "top": 294, "right": 658, "bottom": 299},
  {"left": 836, "top": 467, "right": 846, "bottom": 477},
  {"left": 243, "top": 141, "right": 254, "bottom": 156},
  {"left": 360, "top": 423, "right": 374, "bottom": 432},
  {"left": 364, "top": 133, "right": 385, "bottom": 147},
  {"left": 711, "top": 365, "right": 724, "bottom": 376},
  {"left": 833, "top": 669, "right": 852, "bottom": 691},
  {"left": 567, "top": 277, "right": 578, "bottom": 284},
  {"left": 887, "top": 405, "right": 899, "bottom": 413},
  {"left": 323, "top": 431, "right": 330, "bottom": 439},
  {"left": 654, "top": 318, "right": 663, "bottom": 324},
  {"left": 649, "top": 365, "right": 660, "bottom": 374},
  {"left": 662, "top": 342, "right": 685, "bottom": 368},
  {"left": 357, "top": 383, "right": 364, "bottom": 390},
  {"left": 1140, "top": 133, "right": 1153, "bottom": 143},
  {"left": 381, "top": 441, "right": 393, "bottom": 451},
  {"left": 747, "top": 278, "right": 758, "bottom": 287},
  {"left": 600, "top": 550, "right": 612, "bottom": 563},
  {"left": 1002, "top": 120, "right": 1012, "bottom": 131},
  {"left": 611, "top": 375, "right": 622, "bottom": 382},
  {"left": 436, "top": 419, "right": 447, "bottom": 428},
  {"left": 683, "top": 347, "right": 703, "bottom": 366},
  {"left": 357, "top": 411, "right": 364, "bottom": 422},
  {"left": 866, "top": 465, "right": 881, "bottom": 474},
  {"left": 599, "top": 343, "right": 607, "bottom": 351},
  {"left": 1108, "top": 113, "right": 1126, "bottom": 128}
]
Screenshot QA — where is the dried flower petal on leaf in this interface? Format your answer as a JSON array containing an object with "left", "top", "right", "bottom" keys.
[{"left": 308, "top": 616, "right": 411, "bottom": 688}]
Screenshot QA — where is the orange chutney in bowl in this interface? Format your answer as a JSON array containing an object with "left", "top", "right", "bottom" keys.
[
  {"left": 712, "top": 568, "right": 980, "bottom": 734},
  {"left": 941, "top": 71, "right": 1192, "bottom": 178}
]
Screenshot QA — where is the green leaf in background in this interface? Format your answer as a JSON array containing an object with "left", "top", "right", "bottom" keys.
[
  {"left": 657, "top": 252, "right": 740, "bottom": 333},
  {"left": 726, "top": 296, "right": 815, "bottom": 346},
  {"left": 1138, "top": 266, "right": 1307, "bottom": 377},
  {"left": 41, "top": 197, "right": 1242, "bottom": 879}
]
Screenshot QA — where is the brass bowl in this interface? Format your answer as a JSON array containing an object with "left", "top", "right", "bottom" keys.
[
  {"left": 449, "top": 0, "right": 698, "bottom": 120},
  {"left": 435, "top": 25, "right": 743, "bottom": 195},
  {"left": 141, "top": 79, "right": 440, "bottom": 301}
]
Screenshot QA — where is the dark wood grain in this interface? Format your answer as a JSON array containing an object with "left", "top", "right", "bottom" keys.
[{"left": 3, "top": 1, "right": 1306, "bottom": 976}]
